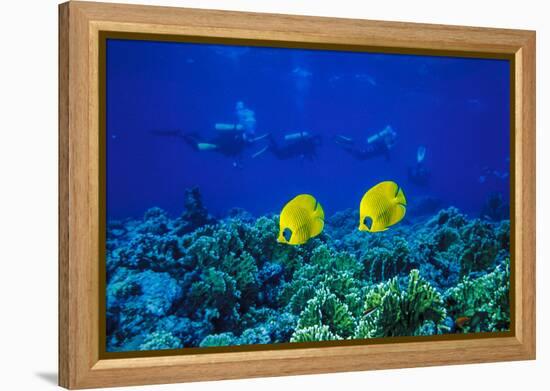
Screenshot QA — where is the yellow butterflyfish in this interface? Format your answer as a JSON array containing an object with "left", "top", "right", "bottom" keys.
[
  {"left": 277, "top": 194, "right": 325, "bottom": 245},
  {"left": 359, "top": 181, "right": 406, "bottom": 232}
]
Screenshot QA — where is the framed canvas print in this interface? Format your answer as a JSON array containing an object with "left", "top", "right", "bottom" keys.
[{"left": 59, "top": 1, "right": 536, "bottom": 389}]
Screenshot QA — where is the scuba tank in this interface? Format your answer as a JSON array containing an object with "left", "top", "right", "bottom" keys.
[
  {"left": 215, "top": 123, "right": 244, "bottom": 133},
  {"left": 284, "top": 131, "right": 311, "bottom": 141},
  {"left": 367, "top": 125, "right": 395, "bottom": 144}
]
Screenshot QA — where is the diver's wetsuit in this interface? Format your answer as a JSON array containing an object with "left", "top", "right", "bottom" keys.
[
  {"left": 268, "top": 133, "right": 322, "bottom": 160},
  {"left": 152, "top": 129, "right": 269, "bottom": 168},
  {"left": 183, "top": 132, "right": 248, "bottom": 157},
  {"left": 152, "top": 129, "right": 252, "bottom": 158},
  {"left": 334, "top": 125, "right": 396, "bottom": 161},
  {"left": 334, "top": 135, "right": 391, "bottom": 160}
]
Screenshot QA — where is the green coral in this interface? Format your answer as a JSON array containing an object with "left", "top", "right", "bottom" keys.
[
  {"left": 294, "top": 287, "right": 356, "bottom": 339},
  {"left": 355, "top": 269, "right": 446, "bottom": 338},
  {"left": 286, "top": 281, "right": 317, "bottom": 315},
  {"left": 200, "top": 327, "right": 275, "bottom": 346},
  {"left": 290, "top": 325, "right": 342, "bottom": 343},
  {"left": 445, "top": 262, "right": 510, "bottom": 332},
  {"left": 310, "top": 244, "right": 363, "bottom": 276},
  {"left": 279, "top": 244, "right": 364, "bottom": 316}
]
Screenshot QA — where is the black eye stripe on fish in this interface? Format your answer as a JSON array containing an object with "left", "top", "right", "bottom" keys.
[
  {"left": 283, "top": 228, "right": 292, "bottom": 242},
  {"left": 364, "top": 216, "right": 373, "bottom": 230}
]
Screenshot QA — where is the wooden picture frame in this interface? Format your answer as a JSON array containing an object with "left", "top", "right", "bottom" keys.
[{"left": 59, "top": 1, "right": 536, "bottom": 389}]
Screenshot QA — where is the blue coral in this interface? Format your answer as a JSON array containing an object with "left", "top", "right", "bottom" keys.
[{"left": 140, "top": 331, "right": 183, "bottom": 350}]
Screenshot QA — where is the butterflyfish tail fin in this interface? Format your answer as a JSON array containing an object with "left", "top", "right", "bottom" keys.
[
  {"left": 310, "top": 217, "right": 325, "bottom": 238},
  {"left": 395, "top": 186, "right": 407, "bottom": 206},
  {"left": 388, "top": 204, "right": 406, "bottom": 226},
  {"left": 313, "top": 200, "right": 324, "bottom": 220}
]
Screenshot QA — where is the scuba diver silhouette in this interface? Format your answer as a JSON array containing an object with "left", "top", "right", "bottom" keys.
[
  {"left": 152, "top": 122, "right": 269, "bottom": 168},
  {"left": 252, "top": 131, "right": 322, "bottom": 161},
  {"left": 333, "top": 125, "right": 397, "bottom": 161},
  {"left": 408, "top": 145, "right": 431, "bottom": 186},
  {"left": 151, "top": 101, "right": 268, "bottom": 168}
]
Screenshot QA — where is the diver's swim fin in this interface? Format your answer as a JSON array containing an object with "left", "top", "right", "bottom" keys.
[
  {"left": 334, "top": 135, "right": 355, "bottom": 146},
  {"left": 197, "top": 143, "right": 218, "bottom": 151},
  {"left": 248, "top": 133, "right": 270, "bottom": 143},
  {"left": 251, "top": 146, "right": 269, "bottom": 159},
  {"left": 181, "top": 133, "right": 203, "bottom": 151}
]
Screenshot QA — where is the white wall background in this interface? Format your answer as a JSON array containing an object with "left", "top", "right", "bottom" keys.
[{"left": 0, "top": 0, "right": 546, "bottom": 389}]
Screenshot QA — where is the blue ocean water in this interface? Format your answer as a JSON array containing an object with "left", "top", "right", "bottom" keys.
[
  {"left": 106, "top": 39, "right": 510, "bottom": 220},
  {"left": 105, "top": 38, "right": 511, "bottom": 352}
]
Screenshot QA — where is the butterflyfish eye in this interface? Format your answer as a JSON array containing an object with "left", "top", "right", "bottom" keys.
[
  {"left": 283, "top": 228, "right": 292, "bottom": 242},
  {"left": 363, "top": 216, "right": 373, "bottom": 230}
]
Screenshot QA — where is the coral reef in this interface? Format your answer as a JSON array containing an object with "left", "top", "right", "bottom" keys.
[
  {"left": 444, "top": 261, "right": 510, "bottom": 332},
  {"left": 354, "top": 269, "right": 446, "bottom": 338},
  {"left": 106, "top": 190, "right": 511, "bottom": 352},
  {"left": 290, "top": 325, "right": 342, "bottom": 342},
  {"left": 140, "top": 331, "right": 183, "bottom": 350},
  {"left": 295, "top": 287, "right": 356, "bottom": 338}
]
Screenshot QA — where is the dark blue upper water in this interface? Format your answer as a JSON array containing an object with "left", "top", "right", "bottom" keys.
[{"left": 106, "top": 39, "right": 510, "bottom": 220}]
